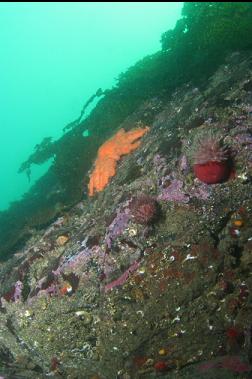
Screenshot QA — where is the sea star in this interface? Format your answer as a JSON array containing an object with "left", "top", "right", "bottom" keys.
[{"left": 88, "top": 126, "right": 149, "bottom": 196}]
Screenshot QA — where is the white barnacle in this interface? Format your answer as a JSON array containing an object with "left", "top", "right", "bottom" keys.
[
  {"left": 128, "top": 227, "right": 137, "bottom": 237},
  {"left": 136, "top": 310, "right": 144, "bottom": 317},
  {"left": 183, "top": 254, "right": 197, "bottom": 263},
  {"left": 237, "top": 172, "right": 248, "bottom": 181},
  {"left": 75, "top": 310, "right": 86, "bottom": 317},
  {"left": 172, "top": 315, "right": 180, "bottom": 323}
]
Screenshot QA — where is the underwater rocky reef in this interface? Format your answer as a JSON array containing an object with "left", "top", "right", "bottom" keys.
[
  {"left": 0, "top": 49, "right": 252, "bottom": 378},
  {"left": 1, "top": 2, "right": 252, "bottom": 378},
  {"left": 1, "top": 2, "right": 252, "bottom": 261}
]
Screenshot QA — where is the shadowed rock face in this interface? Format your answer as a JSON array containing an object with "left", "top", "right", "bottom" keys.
[{"left": 0, "top": 51, "right": 252, "bottom": 378}]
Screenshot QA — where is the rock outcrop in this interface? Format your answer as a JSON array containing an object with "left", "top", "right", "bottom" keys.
[{"left": 0, "top": 52, "right": 252, "bottom": 378}]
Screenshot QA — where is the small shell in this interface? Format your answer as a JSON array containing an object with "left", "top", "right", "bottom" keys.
[
  {"left": 158, "top": 348, "right": 168, "bottom": 356},
  {"left": 75, "top": 310, "right": 93, "bottom": 325},
  {"left": 56, "top": 235, "right": 69, "bottom": 246},
  {"left": 143, "top": 358, "right": 154, "bottom": 367}
]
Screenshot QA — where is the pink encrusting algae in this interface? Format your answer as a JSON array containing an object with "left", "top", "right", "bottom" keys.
[{"left": 104, "top": 260, "right": 140, "bottom": 292}]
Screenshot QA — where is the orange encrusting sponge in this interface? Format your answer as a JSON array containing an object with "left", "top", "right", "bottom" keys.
[{"left": 88, "top": 126, "right": 149, "bottom": 196}]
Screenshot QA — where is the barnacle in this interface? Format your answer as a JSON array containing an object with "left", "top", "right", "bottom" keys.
[{"left": 88, "top": 126, "right": 149, "bottom": 196}]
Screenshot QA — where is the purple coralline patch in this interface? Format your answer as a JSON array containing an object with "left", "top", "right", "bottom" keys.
[
  {"left": 234, "top": 133, "right": 252, "bottom": 145},
  {"left": 43, "top": 216, "right": 65, "bottom": 237},
  {"left": 53, "top": 244, "right": 104, "bottom": 278},
  {"left": 179, "top": 154, "right": 190, "bottom": 174},
  {"left": 153, "top": 154, "right": 168, "bottom": 176},
  {"left": 154, "top": 153, "right": 211, "bottom": 203},
  {"left": 13, "top": 280, "right": 23, "bottom": 302},
  {"left": 198, "top": 356, "right": 252, "bottom": 373},
  {"left": 104, "top": 260, "right": 140, "bottom": 292},
  {"left": 105, "top": 206, "right": 131, "bottom": 249},
  {"left": 190, "top": 181, "right": 212, "bottom": 200},
  {"left": 232, "top": 125, "right": 252, "bottom": 166},
  {"left": 36, "top": 283, "right": 58, "bottom": 299},
  {"left": 158, "top": 179, "right": 190, "bottom": 203},
  {"left": 28, "top": 243, "right": 107, "bottom": 300}
]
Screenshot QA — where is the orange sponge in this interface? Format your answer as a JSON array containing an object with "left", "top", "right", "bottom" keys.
[{"left": 88, "top": 126, "right": 149, "bottom": 196}]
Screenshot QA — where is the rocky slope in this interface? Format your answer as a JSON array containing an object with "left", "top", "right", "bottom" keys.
[{"left": 0, "top": 51, "right": 252, "bottom": 378}]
